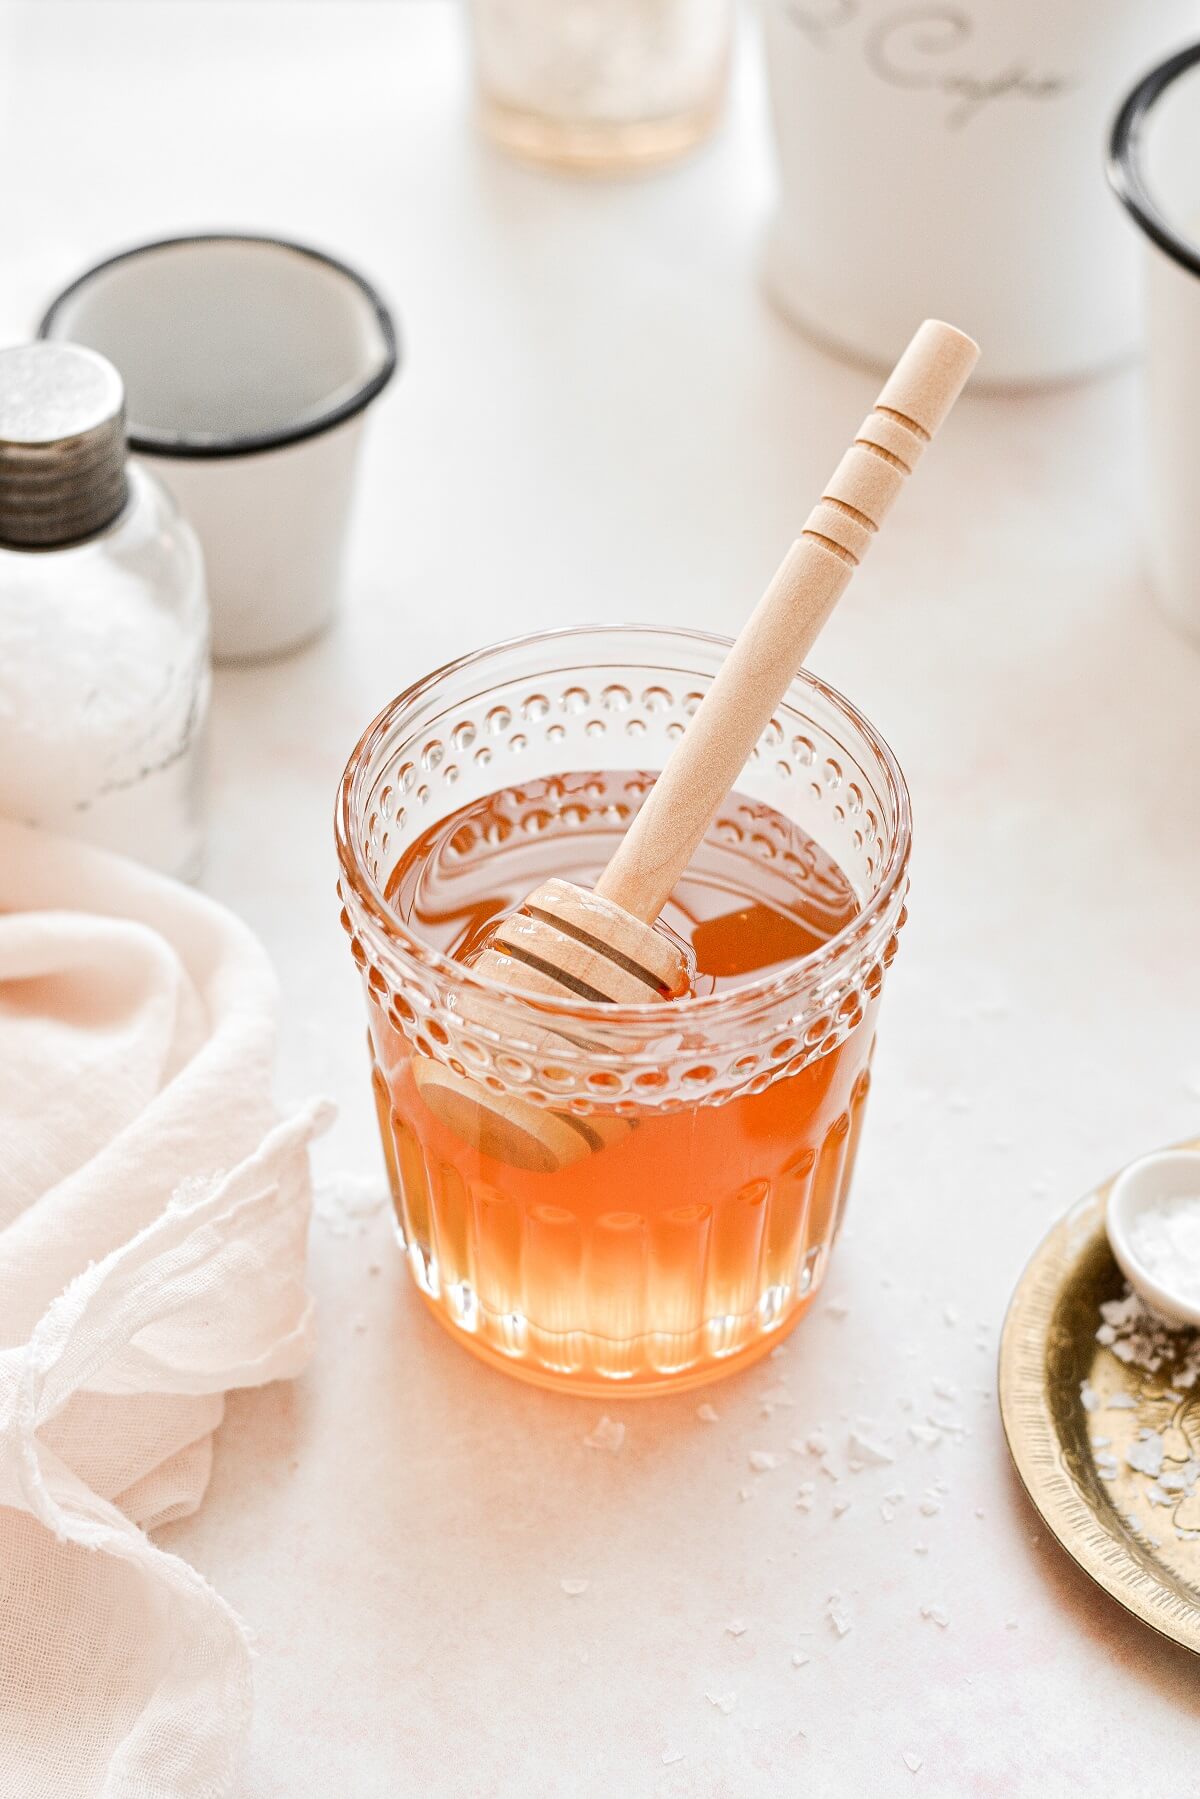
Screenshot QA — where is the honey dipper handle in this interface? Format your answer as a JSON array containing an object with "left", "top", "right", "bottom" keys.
[{"left": 594, "top": 320, "right": 979, "bottom": 925}]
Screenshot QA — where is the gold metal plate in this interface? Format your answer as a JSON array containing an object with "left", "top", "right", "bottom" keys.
[{"left": 1000, "top": 1158, "right": 1200, "bottom": 1656}]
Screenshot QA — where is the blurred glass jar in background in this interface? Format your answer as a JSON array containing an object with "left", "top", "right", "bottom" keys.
[{"left": 468, "top": 0, "right": 733, "bottom": 172}]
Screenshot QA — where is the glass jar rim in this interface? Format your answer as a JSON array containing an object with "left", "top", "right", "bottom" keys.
[{"left": 335, "top": 622, "right": 911, "bottom": 1029}]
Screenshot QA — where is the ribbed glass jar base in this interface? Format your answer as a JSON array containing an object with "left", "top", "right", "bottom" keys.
[{"left": 371, "top": 1036, "right": 874, "bottom": 1395}]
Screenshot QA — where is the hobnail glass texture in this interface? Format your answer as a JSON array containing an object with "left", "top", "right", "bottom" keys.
[{"left": 337, "top": 626, "right": 910, "bottom": 1394}]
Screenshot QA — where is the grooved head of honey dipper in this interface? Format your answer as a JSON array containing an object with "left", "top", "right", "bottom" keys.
[{"left": 410, "top": 879, "right": 686, "bottom": 1173}]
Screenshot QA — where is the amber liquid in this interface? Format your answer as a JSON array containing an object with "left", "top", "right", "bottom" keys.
[{"left": 371, "top": 770, "right": 877, "bottom": 1393}]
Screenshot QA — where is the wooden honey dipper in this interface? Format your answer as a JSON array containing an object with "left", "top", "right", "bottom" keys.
[{"left": 415, "top": 320, "right": 979, "bottom": 1172}]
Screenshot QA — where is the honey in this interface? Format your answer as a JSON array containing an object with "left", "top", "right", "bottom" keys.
[{"left": 366, "top": 768, "right": 878, "bottom": 1394}]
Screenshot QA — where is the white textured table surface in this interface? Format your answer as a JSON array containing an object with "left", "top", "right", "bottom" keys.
[{"left": 5, "top": 5, "right": 1200, "bottom": 1794}]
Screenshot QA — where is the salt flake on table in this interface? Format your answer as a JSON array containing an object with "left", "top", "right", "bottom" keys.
[
  {"left": 761, "top": 1384, "right": 794, "bottom": 1409},
  {"left": 833, "top": 1497, "right": 851, "bottom": 1517},
  {"left": 749, "top": 1450, "right": 781, "bottom": 1473},
  {"left": 662, "top": 1748, "right": 685, "bottom": 1765},
  {"left": 903, "top": 1751, "right": 924, "bottom": 1773},
  {"left": 795, "top": 1482, "right": 816, "bottom": 1512},
  {"left": 791, "top": 1651, "right": 810, "bottom": 1666},
  {"left": 583, "top": 1416, "right": 625, "bottom": 1452},
  {"left": 1080, "top": 1381, "right": 1101, "bottom": 1412},
  {"left": 920, "top": 1603, "right": 949, "bottom": 1627},
  {"left": 847, "top": 1428, "right": 894, "bottom": 1469},
  {"left": 726, "top": 1619, "right": 748, "bottom": 1637},
  {"left": 931, "top": 1378, "right": 958, "bottom": 1401},
  {"left": 825, "top": 1298, "right": 850, "bottom": 1319},
  {"left": 314, "top": 1172, "right": 389, "bottom": 1221},
  {"left": 826, "top": 1595, "right": 852, "bottom": 1637},
  {"left": 561, "top": 1578, "right": 589, "bottom": 1596},
  {"left": 908, "top": 1424, "right": 940, "bottom": 1448},
  {"left": 706, "top": 1691, "right": 737, "bottom": 1714},
  {"left": 696, "top": 1402, "right": 719, "bottom": 1423},
  {"left": 943, "top": 1303, "right": 959, "bottom": 1326}
]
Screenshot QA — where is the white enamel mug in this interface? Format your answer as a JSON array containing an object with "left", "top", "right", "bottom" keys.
[
  {"left": 1110, "top": 44, "right": 1200, "bottom": 647},
  {"left": 761, "top": 0, "right": 1194, "bottom": 384},
  {"left": 40, "top": 234, "right": 398, "bottom": 662}
]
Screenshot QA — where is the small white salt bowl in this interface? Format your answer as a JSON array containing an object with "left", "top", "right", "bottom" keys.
[
  {"left": 1107, "top": 1149, "right": 1200, "bottom": 1329},
  {"left": 39, "top": 233, "right": 398, "bottom": 662}
]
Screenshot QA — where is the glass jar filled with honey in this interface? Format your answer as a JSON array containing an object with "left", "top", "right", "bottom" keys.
[{"left": 337, "top": 626, "right": 909, "bottom": 1395}]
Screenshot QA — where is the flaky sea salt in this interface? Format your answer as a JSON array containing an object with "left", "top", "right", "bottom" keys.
[
  {"left": 920, "top": 1603, "right": 950, "bottom": 1628},
  {"left": 1127, "top": 1430, "right": 1165, "bottom": 1478},
  {"left": 583, "top": 1416, "right": 625, "bottom": 1452},
  {"left": 706, "top": 1692, "right": 737, "bottom": 1714},
  {"left": 795, "top": 1483, "right": 816, "bottom": 1513},
  {"left": 903, "top": 1751, "right": 924, "bottom": 1773},
  {"left": 791, "top": 1651, "right": 810, "bottom": 1667},
  {"left": 696, "top": 1403, "right": 719, "bottom": 1423},
  {"left": 1129, "top": 1192, "right": 1200, "bottom": 1307},
  {"left": 749, "top": 1450, "right": 781, "bottom": 1473},
  {"left": 847, "top": 1429, "right": 894, "bottom": 1469},
  {"left": 826, "top": 1595, "right": 852, "bottom": 1637},
  {"left": 662, "top": 1748, "right": 685, "bottom": 1765},
  {"left": 1096, "top": 1288, "right": 1200, "bottom": 1385},
  {"left": 561, "top": 1578, "right": 589, "bottom": 1596},
  {"left": 726, "top": 1620, "right": 748, "bottom": 1638}
]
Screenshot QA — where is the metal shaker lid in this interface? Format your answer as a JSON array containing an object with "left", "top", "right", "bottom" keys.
[{"left": 0, "top": 342, "right": 128, "bottom": 549}]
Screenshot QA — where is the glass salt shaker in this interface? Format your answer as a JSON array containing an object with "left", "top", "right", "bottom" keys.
[
  {"left": 0, "top": 342, "right": 210, "bottom": 880},
  {"left": 468, "top": 0, "right": 733, "bottom": 172}
]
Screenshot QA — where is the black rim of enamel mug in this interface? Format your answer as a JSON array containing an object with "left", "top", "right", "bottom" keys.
[
  {"left": 1108, "top": 40, "right": 1200, "bottom": 281},
  {"left": 37, "top": 232, "right": 400, "bottom": 460}
]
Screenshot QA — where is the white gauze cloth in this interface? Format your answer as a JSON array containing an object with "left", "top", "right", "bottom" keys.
[{"left": 0, "top": 818, "right": 330, "bottom": 1798}]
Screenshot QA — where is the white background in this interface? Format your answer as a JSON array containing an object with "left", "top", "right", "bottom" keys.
[{"left": 3, "top": 4, "right": 1200, "bottom": 1794}]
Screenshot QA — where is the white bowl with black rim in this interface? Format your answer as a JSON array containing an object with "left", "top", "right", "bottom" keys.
[
  {"left": 40, "top": 233, "right": 399, "bottom": 663},
  {"left": 1109, "top": 43, "right": 1200, "bottom": 646}
]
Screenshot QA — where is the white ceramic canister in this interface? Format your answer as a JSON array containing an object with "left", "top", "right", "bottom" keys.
[
  {"left": 40, "top": 235, "right": 398, "bottom": 662},
  {"left": 1109, "top": 43, "right": 1200, "bottom": 645},
  {"left": 761, "top": 0, "right": 1194, "bottom": 384}
]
